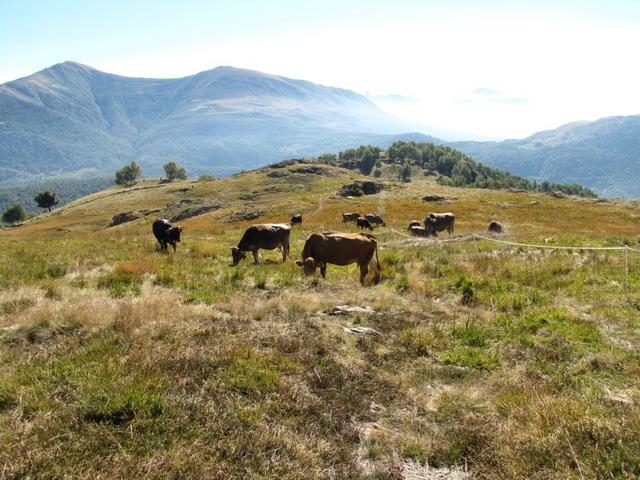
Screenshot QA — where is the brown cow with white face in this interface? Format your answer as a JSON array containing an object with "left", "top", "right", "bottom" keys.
[{"left": 295, "top": 232, "right": 381, "bottom": 285}]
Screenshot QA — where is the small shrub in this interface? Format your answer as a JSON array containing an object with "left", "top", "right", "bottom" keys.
[
  {"left": 43, "top": 263, "right": 67, "bottom": 279},
  {"left": 395, "top": 275, "right": 410, "bottom": 293},
  {"left": 253, "top": 271, "right": 268, "bottom": 289},
  {"left": 454, "top": 276, "right": 475, "bottom": 305}
]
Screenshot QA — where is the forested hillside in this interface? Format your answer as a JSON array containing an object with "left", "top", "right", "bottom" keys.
[
  {"left": 323, "top": 141, "right": 597, "bottom": 197},
  {"left": 452, "top": 115, "right": 640, "bottom": 198}
]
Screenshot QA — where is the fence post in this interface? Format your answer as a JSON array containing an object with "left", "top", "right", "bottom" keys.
[{"left": 625, "top": 246, "right": 629, "bottom": 295}]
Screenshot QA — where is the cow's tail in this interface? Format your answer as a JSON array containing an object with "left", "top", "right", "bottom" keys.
[{"left": 370, "top": 241, "right": 381, "bottom": 283}]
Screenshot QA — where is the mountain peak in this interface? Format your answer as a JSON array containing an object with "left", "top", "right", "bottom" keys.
[{"left": 0, "top": 61, "right": 416, "bottom": 185}]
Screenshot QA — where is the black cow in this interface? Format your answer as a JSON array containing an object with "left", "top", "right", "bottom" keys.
[
  {"left": 291, "top": 214, "right": 303, "bottom": 226},
  {"left": 231, "top": 223, "right": 291, "bottom": 265},
  {"left": 152, "top": 218, "right": 184, "bottom": 252},
  {"left": 342, "top": 212, "right": 360, "bottom": 223},
  {"left": 424, "top": 212, "right": 455, "bottom": 236},
  {"left": 365, "top": 214, "right": 385, "bottom": 227},
  {"left": 488, "top": 220, "right": 503, "bottom": 234},
  {"left": 356, "top": 217, "right": 374, "bottom": 231}
]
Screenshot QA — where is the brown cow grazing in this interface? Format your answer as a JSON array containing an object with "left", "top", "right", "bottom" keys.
[
  {"left": 365, "top": 213, "right": 386, "bottom": 227},
  {"left": 291, "top": 214, "right": 303, "bottom": 226},
  {"left": 357, "top": 217, "right": 374, "bottom": 231},
  {"left": 407, "top": 220, "right": 421, "bottom": 230},
  {"left": 342, "top": 212, "right": 360, "bottom": 223},
  {"left": 296, "top": 232, "right": 381, "bottom": 284},
  {"left": 231, "top": 224, "right": 291, "bottom": 265},
  {"left": 152, "top": 218, "right": 184, "bottom": 252},
  {"left": 424, "top": 212, "right": 455, "bottom": 236},
  {"left": 488, "top": 220, "right": 503, "bottom": 234}
]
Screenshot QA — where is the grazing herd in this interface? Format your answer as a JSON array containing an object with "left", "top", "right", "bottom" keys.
[{"left": 151, "top": 208, "right": 503, "bottom": 284}]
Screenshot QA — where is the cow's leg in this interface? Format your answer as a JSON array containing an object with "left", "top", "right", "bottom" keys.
[
  {"left": 253, "top": 249, "right": 260, "bottom": 264},
  {"left": 161, "top": 240, "right": 167, "bottom": 251},
  {"left": 171, "top": 241, "right": 177, "bottom": 252},
  {"left": 359, "top": 262, "right": 369, "bottom": 285},
  {"left": 320, "top": 263, "right": 327, "bottom": 278},
  {"left": 282, "top": 242, "right": 289, "bottom": 262},
  {"left": 369, "top": 255, "right": 381, "bottom": 284}
]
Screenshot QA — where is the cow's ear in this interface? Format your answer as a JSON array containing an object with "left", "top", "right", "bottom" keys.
[{"left": 295, "top": 260, "right": 303, "bottom": 267}]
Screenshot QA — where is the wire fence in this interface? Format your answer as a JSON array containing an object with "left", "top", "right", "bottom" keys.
[{"left": 311, "top": 224, "right": 639, "bottom": 292}]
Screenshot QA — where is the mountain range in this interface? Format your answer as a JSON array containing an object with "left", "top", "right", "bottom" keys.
[
  {"left": 0, "top": 61, "right": 432, "bottom": 183},
  {"left": 452, "top": 116, "right": 640, "bottom": 198},
  {"left": 1, "top": 62, "right": 639, "bottom": 197}
]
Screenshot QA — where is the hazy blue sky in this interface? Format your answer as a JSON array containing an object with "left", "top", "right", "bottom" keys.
[{"left": 2, "top": 0, "right": 639, "bottom": 138}]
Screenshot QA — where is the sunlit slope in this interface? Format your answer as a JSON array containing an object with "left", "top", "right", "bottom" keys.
[{"left": 4, "top": 160, "right": 639, "bottom": 242}]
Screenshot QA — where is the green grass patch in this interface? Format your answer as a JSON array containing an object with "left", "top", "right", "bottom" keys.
[
  {"left": 438, "top": 346, "right": 499, "bottom": 370},
  {"left": 218, "top": 349, "right": 298, "bottom": 397},
  {"left": 96, "top": 270, "right": 143, "bottom": 297}
]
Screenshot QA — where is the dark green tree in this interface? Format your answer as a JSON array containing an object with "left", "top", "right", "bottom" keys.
[
  {"left": 2, "top": 203, "right": 27, "bottom": 224},
  {"left": 399, "top": 162, "right": 412, "bottom": 182},
  {"left": 163, "top": 161, "right": 187, "bottom": 181},
  {"left": 115, "top": 161, "right": 142, "bottom": 187},
  {"left": 34, "top": 191, "right": 60, "bottom": 212}
]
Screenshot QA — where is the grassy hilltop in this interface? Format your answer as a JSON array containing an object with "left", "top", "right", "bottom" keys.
[{"left": 1, "top": 162, "right": 640, "bottom": 479}]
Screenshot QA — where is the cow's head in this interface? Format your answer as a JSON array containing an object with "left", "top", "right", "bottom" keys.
[
  {"left": 168, "top": 226, "right": 184, "bottom": 242},
  {"left": 423, "top": 217, "right": 436, "bottom": 232},
  {"left": 295, "top": 257, "right": 317, "bottom": 275},
  {"left": 231, "top": 247, "right": 246, "bottom": 265}
]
